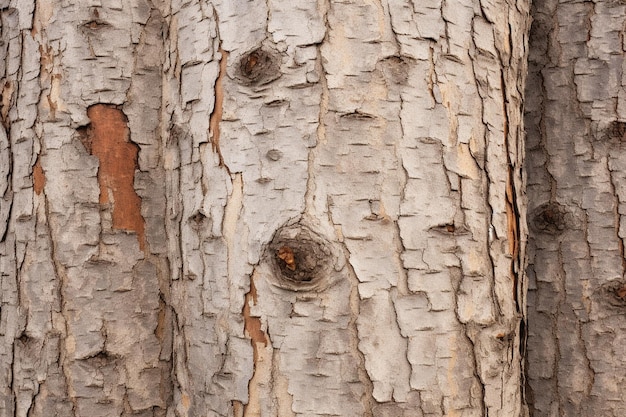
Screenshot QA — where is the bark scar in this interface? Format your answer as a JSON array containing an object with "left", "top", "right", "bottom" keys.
[
  {"left": 84, "top": 104, "right": 147, "bottom": 251},
  {"left": 242, "top": 274, "right": 269, "bottom": 414},
  {"left": 209, "top": 47, "right": 229, "bottom": 170},
  {"left": 33, "top": 156, "right": 45, "bottom": 195},
  {"left": 243, "top": 276, "right": 268, "bottom": 350}
]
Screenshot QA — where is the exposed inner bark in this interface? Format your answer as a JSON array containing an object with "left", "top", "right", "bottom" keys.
[
  {"left": 210, "top": 47, "right": 228, "bottom": 167},
  {"left": 81, "top": 104, "right": 146, "bottom": 251},
  {"left": 32, "top": 157, "right": 45, "bottom": 195},
  {"left": 243, "top": 277, "right": 268, "bottom": 354}
]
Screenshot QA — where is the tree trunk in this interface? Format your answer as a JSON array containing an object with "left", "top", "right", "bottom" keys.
[
  {"left": 525, "top": 0, "right": 626, "bottom": 416},
  {"left": 1, "top": 1, "right": 529, "bottom": 416}
]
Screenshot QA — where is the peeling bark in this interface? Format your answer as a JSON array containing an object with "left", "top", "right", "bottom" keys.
[
  {"left": 81, "top": 104, "right": 146, "bottom": 251},
  {"left": 2, "top": 0, "right": 531, "bottom": 416}
]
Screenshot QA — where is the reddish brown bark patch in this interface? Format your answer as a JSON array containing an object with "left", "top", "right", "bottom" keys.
[
  {"left": 86, "top": 104, "right": 146, "bottom": 251},
  {"left": 597, "top": 280, "right": 626, "bottom": 308},
  {"left": 243, "top": 277, "right": 268, "bottom": 358},
  {"left": 33, "top": 157, "right": 45, "bottom": 195},
  {"left": 209, "top": 47, "right": 228, "bottom": 167}
]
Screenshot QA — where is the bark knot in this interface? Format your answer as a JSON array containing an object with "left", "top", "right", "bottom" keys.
[
  {"left": 530, "top": 202, "right": 573, "bottom": 235},
  {"left": 606, "top": 121, "right": 626, "bottom": 142},
  {"left": 235, "top": 46, "right": 282, "bottom": 86},
  {"left": 377, "top": 55, "right": 413, "bottom": 85},
  {"left": 597, "top": 280, "right": 626, "bottom": 308},
  {"left": 264, "top": 223, "right": 343, "bottom": 292}
]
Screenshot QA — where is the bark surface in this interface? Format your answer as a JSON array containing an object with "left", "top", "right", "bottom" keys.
[
  {"left": 525, "top": 0, "right": 626, "bottom": 416},
  {"left": 1, "top": 0, "right": 529, "bottom": 416}
]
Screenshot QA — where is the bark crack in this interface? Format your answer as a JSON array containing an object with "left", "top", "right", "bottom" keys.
[
  {"left": 209, "top": 44, "right": 230, "bottom": 173},
  {"left": 468, "top": 48, "right": 500, "bottom": 319},
  {"left": 607, "top": 158, "right": 626, "bottom": 277},
  {"left": 324, "top": 193, "right": 375, "bottom": 413},
  {"left": 270, "top": 346, "right": 295, "bottom": 417},
  {"left": 500, "top": 67, "right": 522, "bottom": 312},
  {"left": 43, "top": 180, "right": 77, "bottom": 417},
  {"left": 304, "top": 0, "right": 330, "bottom": 218},
  {"left": 554, "top": 244, "right": 566, "bottom": 415},
  {"left": 344, "top": 244, "right": 375, "bottom": 417},
  {"left": 242, "top": 272, "right": 269, "bottom": 416},
  {"left": 463, "top": 326, "right": 487, "bottom": 417}
]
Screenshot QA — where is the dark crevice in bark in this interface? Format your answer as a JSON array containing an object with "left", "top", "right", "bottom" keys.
[
  {"left": 456, "top": 298, "right": 488, "bottom": 417},
  {"left": 553, "top": 245, "right": 566, "bottom": 416},
  {"left": 241, "top": 274, "right": 268, "bottom": 416},
  {"left": 607, "top": 158, "right": 626, "bottom": 277},
  {"left": 0, "top": 196, "right": 11, "bottom": 243},
  {"left": 44, "top": 187, "right": 78, "bottom": 417}
]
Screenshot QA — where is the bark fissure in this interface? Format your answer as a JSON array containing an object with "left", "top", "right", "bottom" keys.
[
  {"left": 346, "top": 252, "right": 375, "bottom": 417},
  {"left": 607, "top": 159, "right": 626, "bottom": 277},
  {"left": 46, "top": 204, "right": 77, "bottom": 417},
  {"left": 241, "top": 274, "right": 269, "bottom": 416},
  {"left": 209, "top": 45, "right": 229, "bottom": 171}
]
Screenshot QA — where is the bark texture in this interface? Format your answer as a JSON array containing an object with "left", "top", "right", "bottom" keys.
[
  {"left": 525, "top": 0, "right": 626, "bottom": 416},
  {"left": 1, "top": 0, "right": 529, "bottom": 416}
]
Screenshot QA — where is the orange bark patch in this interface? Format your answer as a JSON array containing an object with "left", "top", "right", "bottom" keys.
[
  {"left": 181, "top": 393, "right": 190, "bottom": 409},
  {"left": 277, "top": 246, "right": 297, "bottom": 271},
  {"left": 232, "top": 401, "right": 244, "bottom": 417},
  {"left": 87, "top": 104, "right": 146, "bottom": 251},
  {"left": 243, "top": 277, "right": 268, "bottom": 361},
  {"left": 506, "top": 167, "right": 521, "bottom": 310},
  {"left": 33, "top": 157, "right": 45, "bottom": 195},
  {"left": 242, "top": 276, "right": 269, "bottom": 416},
  {"left": 209, "top": 48, "right": 228, "bottom": 166}
]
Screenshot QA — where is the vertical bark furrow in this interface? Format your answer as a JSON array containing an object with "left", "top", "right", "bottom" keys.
[
  {"left": 0, "top": 24, "right": 18, "bottom": 410},
  {"left": 314, "top": 0, "right": 416, "bottom": 412},
  {"left": 241, "top": 274, "right": 271, "bottom": 417},
  {"left": 209, "top": 46, "right": 228, "bottom": 169},
  {"left": 166, "top": 1, "right": 253, "bottom": 415}
]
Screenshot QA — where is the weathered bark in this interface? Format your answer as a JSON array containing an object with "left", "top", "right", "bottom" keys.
[
  {"left": 525, "top": 1, "right": 626, "bottom": 416},
  {"left": 1, "top": 1, "right": 529, "bottom": 416}
]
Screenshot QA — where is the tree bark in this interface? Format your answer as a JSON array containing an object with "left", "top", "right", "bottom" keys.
[
  {"left": 525, "top": 0, "right": 626, "bottom": 416},
  {"left": 1, "top": 1, "right": 529, "bottom": 416}
]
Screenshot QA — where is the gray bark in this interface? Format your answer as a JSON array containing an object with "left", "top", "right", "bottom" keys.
[
  {"left": 1, "top": 0, "right": 529, "bottom": 416},
  {"left": 525, "top": 0, "right": 626, "bottom": 416}
]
